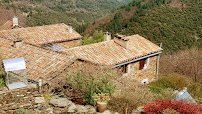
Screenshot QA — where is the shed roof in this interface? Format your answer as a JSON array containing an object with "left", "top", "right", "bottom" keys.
[
  {"left": 0, "top": 38, "right": 75, "bottom": 82},
  {"left": 64, "top": 34, "right": 162, "bottom": 65},
  {"left": 0, "top": 23, "right": 82, "bottom": 45},
  {"left": 2, "top": 57, "right": 26, "bottom": 71}
]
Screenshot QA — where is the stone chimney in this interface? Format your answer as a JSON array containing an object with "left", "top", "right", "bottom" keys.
[
  {"left": 114, "top": 34, "right": 129, "bottom": 49},
  {"left": 104, "top": 32, "right": 111, "bottom": 41},
  {"left": 13, "top": 16, "right": 18, "bottom": 27},
  {"left": 68, "top": 23, "right": 72, "bottom": 33},
  {"left": 13, "top": 39, "right": 23, "bottom": 48}
]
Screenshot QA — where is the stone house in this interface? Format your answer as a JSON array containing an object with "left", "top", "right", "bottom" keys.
[
  {"left": 0, "top": 17, "right": 82, "bottom": 49},
  {"left": 0, "top": 17, "right": 22, "bottom": 30},
  {"left": 57, "top": 33, "right": 162, "bottom": 84},
  {"left": 0, "top": 22, "right": 162, "bottom": 88}
]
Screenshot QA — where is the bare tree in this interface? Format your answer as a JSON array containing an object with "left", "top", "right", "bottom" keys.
[{"left": 160, "top": 48, "right": 202, "bottom": 82}]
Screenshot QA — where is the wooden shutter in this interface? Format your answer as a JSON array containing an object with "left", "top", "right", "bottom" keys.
[{"left": 139, "top": 59, "right": 145, "bottom": 70}]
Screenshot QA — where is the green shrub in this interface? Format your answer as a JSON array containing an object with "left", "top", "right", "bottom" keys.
[
  {"left": 0, "top": 73, "right": 5, "bottom": 87},
  {"left": 148, "top": 74, "right": 202, "bottom": 99},
  {"left": 188, "top": 82, "right": 202, "bottom": 98},
  {"left": 147, "top": 74, "right": 187, "bottom": 93},
  {"left": 43, "top": 92, "right": 52, "bottom": 101},
  {"left": 66, "top": 72, "right": 116, "bottom": 105}
]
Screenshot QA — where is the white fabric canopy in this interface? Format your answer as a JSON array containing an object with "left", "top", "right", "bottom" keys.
[{"left": 2, "top": 57, "right": 26, "bottom": 71}]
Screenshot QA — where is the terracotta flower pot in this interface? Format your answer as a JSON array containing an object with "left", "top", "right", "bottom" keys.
[{"left": 97, "top": 101, "right": 107, "bottom": 113}]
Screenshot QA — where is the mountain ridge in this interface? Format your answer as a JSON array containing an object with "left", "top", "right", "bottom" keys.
[
  {"left": 83, "top": 0, "right": 202, "bottom": 53},
  {"left": 0, "top": 0, "right": 132, "bottom": 27}
]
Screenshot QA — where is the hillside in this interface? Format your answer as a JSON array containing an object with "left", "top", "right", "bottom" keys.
[
  {"left": 83, "top": 0, "right": 202, "bottom": 53},
  {"left": 0, "top": 0, "right": 132, "bottom": 27}
]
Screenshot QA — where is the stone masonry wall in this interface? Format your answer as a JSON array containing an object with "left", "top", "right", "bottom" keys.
[
  {"left": 0, "top": 84, "right": 45, "bottom": 114},
  {"left": 47, "top": 60, "right": 123, "bottom": 89},
  {"left": 127, "top": 55, "right": 158, "bottom": 84},
  {"left": 58, "top": 39, "right": 81, "bottom": 49},
  {"left": 48, "top": 55, "right": 159, "bottom": 88}
]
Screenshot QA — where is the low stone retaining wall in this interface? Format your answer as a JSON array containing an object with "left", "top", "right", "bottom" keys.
[
  {"left": 0, "top": 83, "right": 119, "bottom": 114},
  {"left": 0, "top": 84, "right": 52, "bottom": 113}
]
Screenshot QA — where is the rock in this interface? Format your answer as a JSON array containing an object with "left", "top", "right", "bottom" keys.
[
  {"left": 23, "top": 103, "right": 32, "bottom": 109},
  {"left": 75, "top": 105, "right": 88, "bottom": 113},
  {"left": 23, "top": 97, "right": 29, "bottom": 103},
  {"left": 102, "top": 110, "right": 112, "bottom": 114},
  {"left": 85, "top": 105, "right": 96, "bottom": 113},
  {"left": 50, "top": 98, "right": 72, "bottom": 107},
  {"left": 67, "top": 103, "right": 77, "bottom": 112},
  {"left": 0, "top": 91, "right": 6, "bottom": 95},
  {"left": 19, "top": 89, "right": 27, "bottom": 94},
  {"left": 35, "top": 97, "right": 46, "bottom": 104},
  {"left": 46, "top": 108, "right": 54, "bottom": 114},
  {"left": 28, "top": 83, "right": 38, "bottom": 89}
]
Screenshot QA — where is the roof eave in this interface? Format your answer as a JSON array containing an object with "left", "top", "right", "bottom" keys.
[{"left": 111, "top": 51, "right": 162, "bottom": 68}]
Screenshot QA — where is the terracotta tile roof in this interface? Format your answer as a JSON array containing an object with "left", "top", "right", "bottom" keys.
[
  {"left": 0, "top": 21, "right": 13, "bottom": 31},
  {"left": 64, "top": 34, "right": 162, "bottom": 65},
  {"left": 0, "top": 38, "right": 75, "bottom": 82},
  {"left": 0, "top": 23, "right": 82, "bottom": 45}
]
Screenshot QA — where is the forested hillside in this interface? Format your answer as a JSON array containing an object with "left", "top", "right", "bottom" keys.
[
  {"left": 0, "top": 0, "right": 132, "bottom": 27},
  {"left": 83, "top": 0, "right": 202, "bottom": 53}
]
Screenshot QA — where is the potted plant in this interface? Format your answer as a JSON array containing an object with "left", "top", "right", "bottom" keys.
[{"left": 93, "top": 93, "right": 110, "bottom": 113}]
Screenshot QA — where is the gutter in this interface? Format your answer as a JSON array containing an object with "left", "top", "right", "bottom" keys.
[{"left": 111, "top": 51, "right": 162, "bottom": 68}]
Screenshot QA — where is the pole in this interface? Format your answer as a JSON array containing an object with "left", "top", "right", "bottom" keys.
[{"left": 155, "top": 42, "right": 162, "bottom": 81}]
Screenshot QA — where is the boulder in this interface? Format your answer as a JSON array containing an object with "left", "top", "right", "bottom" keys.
[
  {"left": 67, "top": 103, "right": 77, "bottom": 112},
  {"left": 105, "top": 110, "right": 113, "bottom": 114},
  {"left": 101, "top": 110, "right": 112, "bottom": 114},
  {"left": 49, "top": 98, "right": 72, "bottom": 107},
  {"left": 76, "top": 105, "right": 88, "bottom": 113},
  {"left": 85, "top": 105, "right": 96, "bottom": 113}
]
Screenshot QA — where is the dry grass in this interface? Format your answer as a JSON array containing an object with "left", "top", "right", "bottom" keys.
[
  {"left": 108, "top": 77, "right": 176, "bottom": 114},
  {"left": 169, "top": 0, "right": 186, "bottom": 10}
]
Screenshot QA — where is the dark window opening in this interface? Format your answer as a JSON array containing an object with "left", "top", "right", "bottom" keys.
[
  {"left": 139, "top": 58, "right": 146, "bottom": 70},
  {"left": 123, "top": 64, "right": 128, "bottom": 73}
]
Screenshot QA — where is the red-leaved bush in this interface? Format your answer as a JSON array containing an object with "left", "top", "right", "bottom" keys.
[{"left": 144, "top": 100, "right": 202, "bottom": 114}]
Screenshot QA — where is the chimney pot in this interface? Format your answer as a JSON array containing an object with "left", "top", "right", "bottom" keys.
[
  {"left": 13, "top": 16, "right": 18, "bottom": 27},
  {"left": 104, "top": 32, "right": 111, "bottom": 41},
  {"left": 13, "top": 39, "right": 23, "bottom": 48},
  {"left": 68, "top": 23, "right": 72, "bottom": 33}
]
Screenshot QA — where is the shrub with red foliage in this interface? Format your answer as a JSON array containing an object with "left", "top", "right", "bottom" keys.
[{"left": 144, "top": 100, "right": 202, "bottom": 114}]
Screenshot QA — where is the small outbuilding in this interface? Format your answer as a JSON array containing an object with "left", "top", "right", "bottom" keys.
[
  {"left": 174, "top": 87, "right": 196, "bottom": 103},
  {"left": 2, "top": 57, "right": 28, "bottom": 90}
]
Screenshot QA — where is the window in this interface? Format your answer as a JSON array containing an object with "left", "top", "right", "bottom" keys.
[
  {"left": 123, "top": 64, "right": 128, "bottom": 73},
  {"left": 122, "top": 64, "right": 130, "bottom": 73},
  {"left": 139, "top": 58, "right": 149, "bottom": 70}
]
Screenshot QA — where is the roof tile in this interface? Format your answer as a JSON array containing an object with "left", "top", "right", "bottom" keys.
[
  {"left": 0, "top": 21, "right": 13, "bottom": 30},
  {"left": 63, "top": 34, "right": 162, "bottom": 66},
  {"left": 0, "top": 38, "right": 75, "bottom": 82},
  {"left": 0, "top": 23, "right": 82, "bottom": 45}
]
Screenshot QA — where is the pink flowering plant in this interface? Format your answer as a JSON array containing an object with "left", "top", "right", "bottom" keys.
[{"left": 144, "top": 100, "right": 202, "bottom": 114}]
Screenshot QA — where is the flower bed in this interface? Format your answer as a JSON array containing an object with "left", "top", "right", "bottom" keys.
[{"left": 144, "top": 100, "right": 202, "bottom": 114}]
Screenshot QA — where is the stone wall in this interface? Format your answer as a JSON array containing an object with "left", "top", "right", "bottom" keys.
[
  {"left": 46, "top": 59, "right": 124, "bottom": 90},
  {"left": 0, "top": 84, "right": 47, "bottom": 113},
  {"left": 47, "top": 55, "right": 159, "bottom": 88},
  {"left": 58, "top": 39, "right": 81, "bottom": 49},
  {"left": 125, "top": 55, "right": 158, "bottom": 84}
]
